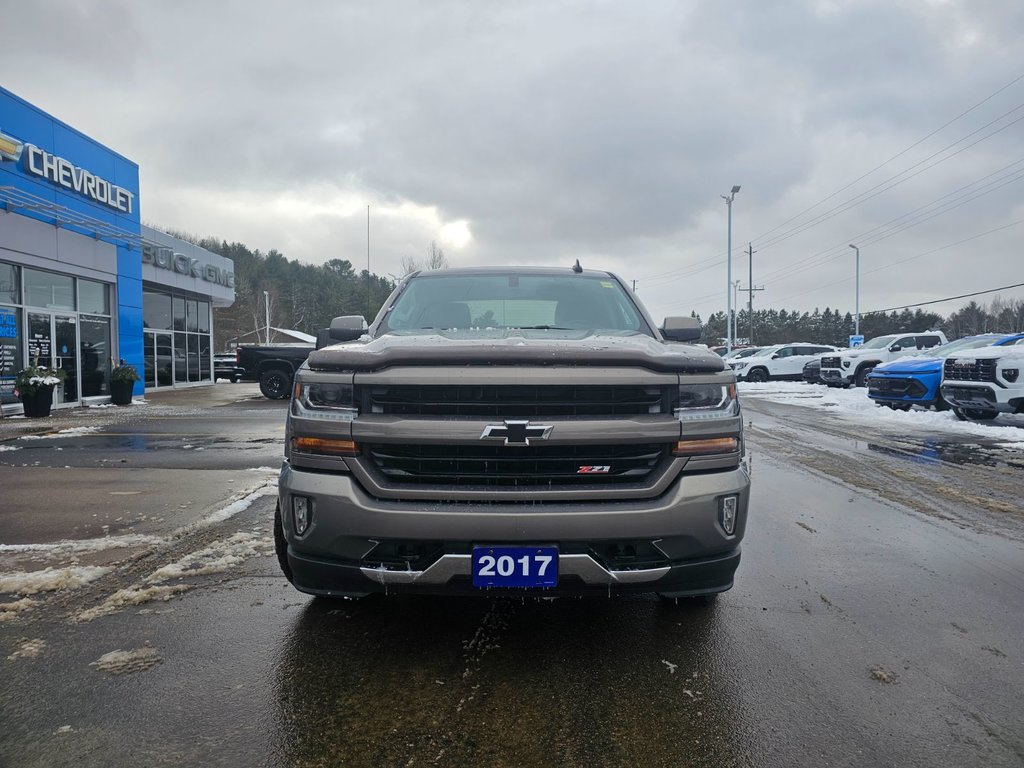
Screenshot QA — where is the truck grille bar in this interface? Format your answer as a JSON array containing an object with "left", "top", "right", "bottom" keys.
[
  {"left": 944, "top": 358, "right": 998, "bottom": 383},
  {"left": 364, "top": 442, "right": 669, "bottom": 487},
  {"left": 360, "top": 385, "right": 672, "bottom": 418}
]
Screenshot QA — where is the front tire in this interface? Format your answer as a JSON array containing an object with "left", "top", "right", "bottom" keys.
[
  {"left": 259, "top": 368, "right": 291, "bottom": 399},
  {"left": 953, "top": 407, "right": 999, "bottom": 422},
  {"left": 746, "top": 367, "right": 769, "bottom": 383},
  {"left": 274, "top": 502, "right": 294, "bottom": 584},
  {"left": 855, "top": 366, "right": 875, "bottom": 388}
]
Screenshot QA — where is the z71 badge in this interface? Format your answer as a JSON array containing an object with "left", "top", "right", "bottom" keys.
[{"left": 577, "top": 465, "right": 611, "bottom": 474}]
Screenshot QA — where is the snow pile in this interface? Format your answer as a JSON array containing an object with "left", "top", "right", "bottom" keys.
[
  {"left": 90, "top": 645, "right": 162, "bottom": 675},
  {"left": 0, "top": 566, "right": 112, "bottom": 596},
  {"left": 197, "top": 484, "right": 276, "bottom": 527},
  {"left": 0, "top": 534, "right": 161, "bottom": 557},
  {"left": 7, "top": 638, "right": 46, "bottom": 661},
  {"left": 75, "top": 584, "right": 191, "bottom": 623},
  {"left": 147, "top": 532, "right": 273, "bottom": 582},
  {"left": 739, "top": 382, "right": 1024, "bottom": 445},
  {"left": 0, "top": 598, "right": 36, "bottom": 621}
]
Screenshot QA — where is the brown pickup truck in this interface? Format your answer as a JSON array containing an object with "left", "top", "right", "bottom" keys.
[{"left": 275, "top": 266, "right": 750, "bottom": 602}]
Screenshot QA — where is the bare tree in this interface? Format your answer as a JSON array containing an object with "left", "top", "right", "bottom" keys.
[{"left": 401, "top": 241, "right": 449, "bottom": 275}]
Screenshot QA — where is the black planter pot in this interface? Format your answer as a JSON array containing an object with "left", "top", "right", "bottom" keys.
[
  {"left": 20, "top": 386, "right": 55, "bottom": 418},
  {"left": 110, "top": 380, "right": 135, "bottom": 406}
]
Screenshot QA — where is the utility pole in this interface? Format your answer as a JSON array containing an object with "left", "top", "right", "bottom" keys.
[
  {"left": 367, "top": 205, "right": 371, "bottom": 321},
  {"left": 721, "top": 185, "right": 741, "bottom": 352},
  {"left": 745, "top": 242, "right": 764, "bottom": 344},
  {"left": 263, "top": 290, "right": 270, "bottom": 344}
]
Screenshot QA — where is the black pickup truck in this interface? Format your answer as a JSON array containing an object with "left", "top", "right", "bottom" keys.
[{"left": 236, "top": 344, "right": 315, "bottom": 399}]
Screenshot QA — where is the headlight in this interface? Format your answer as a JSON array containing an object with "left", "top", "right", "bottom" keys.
[
  {"left": 291, "top": 381, "right": 358, "bottom": 420},
  {"left": 675, "top": 383, "right": 738, "bottom": 421},
  {"left": 731, "top": 361, "right": 749, "bottom": 370}
]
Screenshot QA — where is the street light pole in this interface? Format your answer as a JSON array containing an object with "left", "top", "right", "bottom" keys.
[
  {"left": 721, "top": 185, "right": 741, "bottom": 352},
  {"left": 848, "top": 244, "right": 860, "bottom": 336}
]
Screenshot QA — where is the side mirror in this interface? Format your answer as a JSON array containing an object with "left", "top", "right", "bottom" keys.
[
  {"left": 661, "top": 316, "right": 702, "bottom": 342},
  {"left": 772, "top": 354, "right": 780, "bottom": 359},
  {"left": 889, "top": 344, "right": 902, "bottom": 352},
  {"left": 318, "top": 316, "right": 367, "bottom": 348}
]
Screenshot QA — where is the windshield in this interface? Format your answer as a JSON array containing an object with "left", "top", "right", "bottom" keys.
[
  {"left": 858, "top": 335, "right": 897, "bottom": 350},
  {"left": 725, "top": 347, "right": 763, "bottom": 360},
  {"left": 929, "top": 336, "right": 1001, "bottom": 358},
  {"left": 381, "top": 272, "right": 651, "bottom": 334}
]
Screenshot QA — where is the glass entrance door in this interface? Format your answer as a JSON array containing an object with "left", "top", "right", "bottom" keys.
[
  {"left": 26, "top": 312, "right": 80, "bottom": 406},
  {"left": 55, "top": 315, "right": 78, "bottom": 404},
  {"left": 144, "top": 331, "right": 174, "bottom": 388}
]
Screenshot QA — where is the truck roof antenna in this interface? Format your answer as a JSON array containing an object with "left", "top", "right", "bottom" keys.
[{"left": 572, "top": 259, "right": 582, "bottom": 273}]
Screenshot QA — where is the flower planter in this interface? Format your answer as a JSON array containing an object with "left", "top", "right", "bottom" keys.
[
  {"left": 110, "top": 380, "right": 135, "bottom": 406},
  {"left": 20, "top": 386, "right": 55, "bottom": 418}
]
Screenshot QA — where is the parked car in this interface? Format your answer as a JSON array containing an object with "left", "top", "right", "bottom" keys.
[
  {"left": 940, "top": 340, "right": 1024, "bottom": 421},
  {"left": 867, "top": 333, "right": 1024, "bottom": 411},
  {"left": 236, "top": 343, "right": 315, "bottom": 399},
  {"left": 730, "top": 343, "right": 840, "bottom": 382},
  {"left": 820, "top": 331, "right": 947, "bottom": 388},
  {"left": 214, "top": 353, "right": 244, "bottom": 383},
  {"left": 802, "top": 358, "right": 823, "bottom": 384},
  {"left": 723, "top": 346, "right": 763, "bottom": 361}
]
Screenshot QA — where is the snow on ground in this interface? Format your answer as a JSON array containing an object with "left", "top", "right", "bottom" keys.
[
  {"left": 0, "top": 565, "right": 112, "bottom": 596},
  {"left": 18, "top": 426, "right": 100, "bottom": 440},
  {"left": 0, "top": 534, "right": 162, "bottom": 557},
  {"left": 0, "top": 597, "right": 37, "bottom": 621},
  {"left": 0, "top": 445, "right": 20, "bottom": 451},
  {"left": 75, "top": 585, "right": 192, "bottom": 623},
  {"left": 146, "top": 532, "right": 273, "bottom": 583},
  {"left": 90, "top": 645, "right": 162, "bottom": 675},
  {"left": 739, "top": 382, "right": 1024, "bottom": 449},
  {"left": 7, "top": 638, "right": 46, "bottom": 660}
]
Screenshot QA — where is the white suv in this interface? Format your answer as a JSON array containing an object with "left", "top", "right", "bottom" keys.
[
  {"left": 730, "top": 343, "right": 840, "bottom": 382},
  {"left": 820, "top": 331, "right": 947, "bottom": 388},
  {"left": 940, "top": 344, "right": 1024, "bottom": 421}
]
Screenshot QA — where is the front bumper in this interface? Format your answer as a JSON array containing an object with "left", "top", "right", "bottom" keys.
[
  {"left": 820, "top": 368, "right": 851, "bottom": 386},
  {"left": 940, "top": 383, "right": 1021, "bottom": 413},
  {"left": 866, "top": 373, "right": 937, "bottom": 404},
  {"left": 277, "top": 462, "right": 750, "bottom": 597}
]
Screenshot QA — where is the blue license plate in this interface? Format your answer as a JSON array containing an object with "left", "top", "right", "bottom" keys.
[{"left": 472, "top": 546, "right": 558, "bottom": 588}]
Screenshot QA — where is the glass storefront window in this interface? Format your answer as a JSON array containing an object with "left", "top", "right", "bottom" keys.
[
  {"left": 24, "top": 269, "right": 75, "bottom": 310},
  {"left": 0, "top": 263, "right": 20, "bottom": 305},
  {"left": 173, "top": 297, "right": 186, "bottom": 331},
  {"left": 174, "top": 332, "right": 188, "bottom": 382},
  {"left": 0, "top": 304, "right": 21, "bottom": 405},
  {"left": 186, "top": 299, "right": 199, "bottom": 332},
  {"left": 144, "top": 290, "right": 172, "bottom": 330},
  {"left": 79, "top": 280, "right": 110, "bottom": 315},
  {"left": 198, "top": 301, "right": 210, "bottom": 333}
]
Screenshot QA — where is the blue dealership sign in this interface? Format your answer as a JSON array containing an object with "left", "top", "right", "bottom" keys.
[
  {"left": 0, "top": 306, "right": 18, "bottom": 398},
  {"left": 849, "top": 334, "right": 864, "bottom": 348}
]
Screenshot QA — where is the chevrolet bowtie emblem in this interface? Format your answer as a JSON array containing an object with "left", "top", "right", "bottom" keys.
[
  {"left": 480, "top": 420, "right": 553, "bottom": 446},
  {"left": 0, "top": 129, "right": 23, "bottom": 163}
]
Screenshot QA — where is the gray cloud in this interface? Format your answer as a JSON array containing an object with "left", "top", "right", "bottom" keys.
[{"left": 3, "top": 0, "right": 1023, "bottom": 325}]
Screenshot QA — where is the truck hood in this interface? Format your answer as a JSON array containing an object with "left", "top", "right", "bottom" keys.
[
  {"left": 307, "top": 330, "right": 726, "bottom": 373},
  {"left": 873, "top": 356, "right": 942, "bottom": 374}
]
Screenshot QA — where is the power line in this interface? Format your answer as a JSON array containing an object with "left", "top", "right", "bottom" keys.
[
  {"left": 748, "top": 70, "right": 1024, "bottom": 247},
  {"left": 867, "top": 281, "right": 1024, "bottom": 314}
]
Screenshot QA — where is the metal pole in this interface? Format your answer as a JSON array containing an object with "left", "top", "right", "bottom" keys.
[
  {"left": 849, "top": 244, "right": 860, "bottom": 336},
  {"left": 367, "top": 205, "right": 371, "bottom": 321},
  {"left": 263, "top": 290, "right": 270, "bottom": 344},
  {"left": 748, "top": 242, "right": 753, "bottom": 344},
  {"left": 721, "top": 186, "right": 740, "bottom": 352}
]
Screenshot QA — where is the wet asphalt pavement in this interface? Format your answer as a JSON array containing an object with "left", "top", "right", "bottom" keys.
[{"left": 1, "top": 385, "right": 1022, "bottom": 767}]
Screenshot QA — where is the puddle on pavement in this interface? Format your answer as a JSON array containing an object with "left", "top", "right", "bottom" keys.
[{"left": 866, "top": 437, "right": 1020, "bottom": 469}]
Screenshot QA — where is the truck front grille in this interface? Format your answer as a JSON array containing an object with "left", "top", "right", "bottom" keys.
[
  {"left": 360, "top": 385, "right": 671, "bottom": 418},
  {"left": 820, "top": 356, "right": 842, "bottom": 369},
  {"left": 364, "top": 442, "right": 669, "bottom": 487},
  {"left": 944, "top": 358, "right": 998, "bottom": 383}
]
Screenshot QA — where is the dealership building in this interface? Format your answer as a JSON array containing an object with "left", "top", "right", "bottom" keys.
[{"left": 0, "top": 85, "right": 234, "bottom": 410}]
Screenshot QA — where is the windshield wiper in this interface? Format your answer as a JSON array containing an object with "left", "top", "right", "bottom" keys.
[{"left": 514, "top": 325, "right": 573, "bottom": 330}]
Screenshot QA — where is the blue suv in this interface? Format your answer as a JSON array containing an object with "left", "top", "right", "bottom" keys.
[{"left": 866, "top": 333, "right": 1024, "bottom": 410}]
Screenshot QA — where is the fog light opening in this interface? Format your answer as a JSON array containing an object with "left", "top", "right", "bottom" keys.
[
  {"left": 292, "top": 496, "right": 313, "bottom": 536},
  {"left": 719, "top": 495, "right": 738, "bottom": 536}
]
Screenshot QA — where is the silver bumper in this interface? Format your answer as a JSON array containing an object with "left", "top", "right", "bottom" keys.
[{"left": 359, "top": 554, "right": 670, "bottom": 587}]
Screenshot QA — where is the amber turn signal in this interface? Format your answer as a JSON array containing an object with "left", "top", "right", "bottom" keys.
[
  {"left": 672, "top": 437, "right": 739, "bottom": 456},
  {"left": 292, "top": 437, "right": 358, "bottom": 456}
]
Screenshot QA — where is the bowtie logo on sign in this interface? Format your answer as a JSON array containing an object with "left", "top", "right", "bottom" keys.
[{"left": 0, "top": 129, "right": 23, "bottom": 162}]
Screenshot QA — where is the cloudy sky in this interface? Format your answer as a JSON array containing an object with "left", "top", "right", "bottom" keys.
[{"left": 3, "top": 0, "right": 1023, "bottom": 325}]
